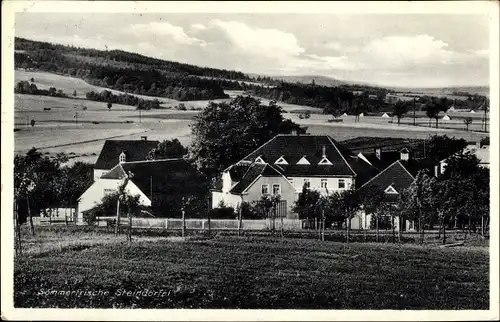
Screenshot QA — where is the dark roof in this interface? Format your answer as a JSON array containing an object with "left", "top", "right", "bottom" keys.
[
  {"left": 358, "top": 161, "right": 415, "bottom": 201},
  {"left": 359, "top": 151, "right": 401, "bottom": 171},
  {"left": 240, "top": 134, "right": 355, "bottom": 177},
  {"left": 230, "top": 163, "right": 282, "bottom": 194},
  {"left": 346, "top": 156, "right": 380, "bottom": 188},
  {"left": 94, "top": 140, "right": 160, "bottom": 170},
  {"left": 101, "top": 159, "right": 205, "bottom": 196}
]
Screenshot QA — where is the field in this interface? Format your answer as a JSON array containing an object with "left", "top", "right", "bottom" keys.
[
  {"left": 13, "top": 71, "right": 489, "bottom": 164},
  {"left": 14, "top": 226, "right": 489, "bottom": 309}
]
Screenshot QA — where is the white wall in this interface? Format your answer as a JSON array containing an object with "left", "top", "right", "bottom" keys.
[
  {"left": 212, "top": 191, "right": 242, "bottom": 209},
  {"left": 77, "top": 179, "right": 150, "bottom": 223},
  {"left": 93, "top": 169, "right": 109, "bottom": 181},
  {"left": 288, "top": 177, "right": 354, "bottom": 195}
]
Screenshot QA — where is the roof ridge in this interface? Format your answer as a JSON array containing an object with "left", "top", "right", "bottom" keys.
[
  {"left": 326, "top": 136, "right": 356, "bottom": 176},
  {"left": 122, "top": 158, "right": 185, "bottom": 164}
]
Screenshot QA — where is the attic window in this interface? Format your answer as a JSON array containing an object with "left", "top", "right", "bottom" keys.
[
  {"left": 119, "top": 152, "right": 126, "bottom": 163},
  {"left": 384, "top": 185, "right": 398, "bottom": 194},
  {"left": 296, "top": 156, "right": 310, "bottom": 165},
  {"left": 318, "top": 157, "right": 333, "bottom": 165},
  {"left": 275, "top": 156, "right": 288, "bottom": 165},
  {"left": 254, "top": 156, "right": 266, "bottom": 164}
]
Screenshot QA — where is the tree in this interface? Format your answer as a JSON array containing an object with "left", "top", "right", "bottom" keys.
[
  {"left": 393, "top": 101, "right": 408, "bottom": 126},
  {"left": 425, "top": 101, "right": 440, "bottom": 128},
  {"left": 30, "top": 119, "right": 35, "bottom": 127},
  {"left": 146, "top": 139, "right": 187, "bottom": 160},
  {"left": 326, "top": 189, "right": 361, "bottom": 243},
  {"left": 189, "top": 96, "right": 303, "bottom": 178},
  {"left": 399, "top": 170, "right": 436, "bottom": 244},
  {"left": 73, "top": 90, "right": 77, "bottom": 97},
  {"left": 424, "top": 135, "right": 467, "bottom": 164},
  {"left": 293, "top": 184, "right": 322, "bottom": 220},
  {"left": 359, "top": 185, "right": 386, "bottom": 242},
  {"left": 107, "top": 102, "right": 112, "bottom": 110},
  {"left": 462, "top": 117, "right": 473, "bottom": 131}
]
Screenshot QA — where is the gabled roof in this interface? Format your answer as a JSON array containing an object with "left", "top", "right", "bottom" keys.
[
  {"left": 230, "top": 163, "right": 283, "bottom": 194},
  {"left": 358, "top": 160, "right": 416, "bottom": 202},
  {"left": 101, "top": 159, "right": 205, "bottom": 196},
  {"left": 240, "top": 134, "right": 355, "bottom": 177},
  {"left": 95, "top": 140, "right": 160, "bottom": 170}
]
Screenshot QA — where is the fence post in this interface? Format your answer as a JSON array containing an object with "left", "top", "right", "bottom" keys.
[
  {"left": 115, "top": 198, "right": 121, "bottom": 235},
  {"left": 181, "top": 197, "right": 186, "bottom": 238}
]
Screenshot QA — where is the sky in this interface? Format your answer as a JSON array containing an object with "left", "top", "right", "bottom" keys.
[{"left": 15, "top": 13, "right": 490, "bottom": 88}]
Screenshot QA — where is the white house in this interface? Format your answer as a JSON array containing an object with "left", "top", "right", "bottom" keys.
[
  {"left": 435, "top": 142, "right": 490, "bottom": 176},
  {"left": 381, "top": 113, "right": 390, "bottom": 118},
  {"left": 212, "top": 134, "right": 357, "bottom": 218},
  {"left": 77, "top": 159, "right": 205, "bottom": 224},
  {"left": 442, "top": 114, "right": 452, "bottom": 121}
]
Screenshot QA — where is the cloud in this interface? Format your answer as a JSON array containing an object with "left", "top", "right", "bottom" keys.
[
  {"left": 191, "top": 23, "right": 206, "bottom": 31},
  {"left": 360, "top": 34, "right": 486, "bottom": 69},
  {"left": 323, "top": 41, "right": 359, "bottom": 53},
  {"left": 129, "top": 21, "right": 206, "bottom": 47},
  {"left": 210, "top": 19, "right": 305, "bottom": 59}
]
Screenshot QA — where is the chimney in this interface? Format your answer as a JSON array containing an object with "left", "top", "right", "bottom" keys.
[
  {"left": 375, "top": 148, "right": 381, "bottom": 160},
  {"left": 322, "top": 145, "right": 326, "bottom": 158},
  {"left": 141, "top": 136, "right": 148, "bottom": 141}
]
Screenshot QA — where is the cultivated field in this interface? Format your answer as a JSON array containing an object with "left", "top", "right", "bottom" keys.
[
  {"left": 13, "top": 71, "right": 489, "bottom": 164},
  {"left": 14, "top": 226, "right": 489, "bottom": 309}
]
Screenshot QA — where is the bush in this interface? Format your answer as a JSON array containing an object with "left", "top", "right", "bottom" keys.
[
  {"left": 209, "top": 206, "right": 235, "bottom": 219},
  {"left": 83, "top": 210, "right": 97, "bottom": 226}
]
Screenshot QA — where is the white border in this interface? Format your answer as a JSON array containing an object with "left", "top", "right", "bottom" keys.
[{"left": 2, "top": 1, "right": 499, "bottom": 321}]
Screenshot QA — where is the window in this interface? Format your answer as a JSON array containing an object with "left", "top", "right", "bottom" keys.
[
  {"left": 275, "top": 156, "right": 288, "bottom": 165},
  {"left": 303, "top": 179, "right": 310, "bottom": 189},
  {"left": 261, "top": 184, "right": 269, "bottom": 195},
  {"left": 321, "top": 179, "right": 328, "bottom": 189},
  {"left": 255, "top": 156, "right": 266, "bottom": 164},
  {"left": 338, "top": 179, "right": 345, "bottom": 189},
  {"left": 384, "top": 185, "right": 398, "bottom": 194},
  {"left": 272, "top": 184, "right": 281, "bottom": 195}
]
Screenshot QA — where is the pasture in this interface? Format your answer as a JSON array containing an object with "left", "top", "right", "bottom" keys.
[
  {"left": 14, "top": 226, "right": 489, "bottom": 309},
  {"left": 13, "top": 71, "right": 489, "bottom": 164}
]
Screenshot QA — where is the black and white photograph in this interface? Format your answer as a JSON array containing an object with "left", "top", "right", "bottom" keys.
[{"left": 1, "top": 1, "right": 498, "bottom": 320}]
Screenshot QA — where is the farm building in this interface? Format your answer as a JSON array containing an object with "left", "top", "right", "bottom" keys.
[
  {"left": 77, "top": 159, "right": 207, "bottom": 223},
  {"left": 442, "top": 114, "right": 452, "bottom": 121},
  {"left": 359, "top": 113, "right": 365, "bottom": 117},
  {"left": 470, "top": 110, "right": 476, "bottom": 113},
  {"left": 355, "top": 159, "right": 421, "bottom": 231},
  {"left": 341, "top": 112, "right": 348, "bottom": 116},
  {"left": 212, "top": 134, "right": 356, "bottom": 219},
  {"left": 381, "top": 113, "right": 390, "bottom": 118},
  {"left": 93, "top": 138, "right": 159, "bottom": 180}
]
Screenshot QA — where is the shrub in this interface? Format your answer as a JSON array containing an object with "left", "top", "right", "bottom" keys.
[{"left": 83, "top": 210, "right": 97, "bottom": 226}]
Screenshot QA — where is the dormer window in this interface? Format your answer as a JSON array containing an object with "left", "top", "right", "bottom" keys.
[
  {"left": 384, "top": 185, "right": 398, "bottom": 194},
  {"left": 318, "top": 157, "right": 332, "bottom": 165},
  {"left": 297, "top": 156, "right": 310, "bottom": 165},
  {"left": 254, "top": 156, "right": 265, "bottom": 164},
  {"left": 119, "top": 151, "right": 126, "bottom": 163},
  {"left": 275, "top": 156, "right": 288, "bottom": 165}
]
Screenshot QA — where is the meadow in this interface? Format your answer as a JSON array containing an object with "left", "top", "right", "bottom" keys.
[
  {"left": 13, "top": 226, "right": 489, "bottom": 309},
  {"left": 13, "top": 71, "right": 489, "bottom": 164}
]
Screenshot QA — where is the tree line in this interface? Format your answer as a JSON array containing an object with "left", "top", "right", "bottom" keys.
[
  {"left": 14, "top": 81, "right": 68, "bottom": 98},
  {"left": 85, "top": 90, "right": 162, "bottom": 110}
]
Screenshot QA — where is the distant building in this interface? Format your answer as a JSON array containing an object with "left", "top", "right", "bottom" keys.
[
  {"left": 93, "top": 138, "right": 159, "bottom": 180},
  {"left": 381, "top": 113, "right": 390, "bottom": 118},
  {"left": 442, "top": 114, "right": 452, "bottom": 121},
  {"left": 435, "top": 142, "right": 490, "bottom": 176}
]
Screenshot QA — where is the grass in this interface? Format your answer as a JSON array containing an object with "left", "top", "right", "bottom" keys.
[{"left": 14, "top": 227, "right": 489, "bottom": 309}]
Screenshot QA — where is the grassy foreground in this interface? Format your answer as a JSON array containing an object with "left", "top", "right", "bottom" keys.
[{"left": 14, "top": 231, "right": 488, "bottom": 309}]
